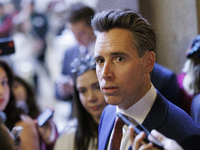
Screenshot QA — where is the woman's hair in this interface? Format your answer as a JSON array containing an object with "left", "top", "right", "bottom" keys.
[
  {"left": 0, "top": 60, "right": 23, "bottom": 130},
  {"left": 91, "top": 9, "right": 156, "bottom": 57},
  {"left": 13, "top": 76, "right": 41, "bottom": 118},
  {"left": 70, "top": 55, "right": 98, "bottom": 150},
  {"left": 187, "top": 35, "right": 200, "bottom": 59},
  {"left": 185, "top": 35, "right": 200, "bottom": 94}
]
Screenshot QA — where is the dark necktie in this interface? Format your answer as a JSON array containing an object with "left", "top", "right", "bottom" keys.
[{"left": 110, "top": 117, "right": 124, "bottom": 150}]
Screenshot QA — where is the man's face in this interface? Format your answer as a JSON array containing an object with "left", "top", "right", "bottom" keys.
[
  {"left": 68, "top": 21, "right": 94, "bottom": 47},
  {"left": 94, "top": 28, "right": 154, "bottom": 110}
]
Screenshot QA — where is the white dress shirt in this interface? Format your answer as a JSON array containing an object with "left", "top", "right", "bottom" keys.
[{"left": 107, "top": 84, "right": 157, "bottom": 150}]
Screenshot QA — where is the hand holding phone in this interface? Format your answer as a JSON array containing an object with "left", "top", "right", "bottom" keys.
[
  {"left": 11, "top": 126, "right": 23, "bottom": 146},
  {"left": 11, "top": 126, "right": 23, "bottom": 140},
  {"left": 116, "top": 113, "right": 164, "bottom": 150},
  {"left": 37, "top": 108, "right": 54, "bottom": 127}
]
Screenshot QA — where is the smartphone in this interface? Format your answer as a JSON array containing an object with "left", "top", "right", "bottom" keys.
[
  {"left": 11, "top": 126, "right": 23, "bottom": 146},
  {"left": 0, "top": 37, "right": 15, "bottom": 55},
  {"left": 116, "top": 113, "right": 164, "bottom": 150},
  {"left": 37, "top": 108, "right": 54, "bottom": 127},
  {"left": 11, "top": 126, "right": 23, "bottom": 140}
]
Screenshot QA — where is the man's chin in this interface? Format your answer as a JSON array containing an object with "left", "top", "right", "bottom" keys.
[{"left": 105, "top": 97, "right": 121, "bottom": 106}]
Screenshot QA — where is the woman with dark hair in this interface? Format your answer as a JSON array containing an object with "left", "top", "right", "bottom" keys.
[
  {"left": 0, "top": 60, "right": 40, "bottom": 149},
  {"left": 54, "top": 55, "right": 107, "bottom": 150},
  {"left": 12, "top": 75, "right": 58, "bottom": 150},
  {"left": 12, "top": 75, "right": 41, "bottom": 118}
]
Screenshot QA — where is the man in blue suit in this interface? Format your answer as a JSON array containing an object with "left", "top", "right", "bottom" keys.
[
  {"left": 55, "top": 3, "right": 96, "bottom": 100},
  {"left": 92, "top": 9, "right": 200, "bottom": 150}
]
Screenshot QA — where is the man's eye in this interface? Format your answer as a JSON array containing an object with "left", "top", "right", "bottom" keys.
[
  {"left": 116, "top": 56, "right": 123, "bottom": 62},
  {"left": 96, "top": 59, "right": 104, "bottom": 64}
]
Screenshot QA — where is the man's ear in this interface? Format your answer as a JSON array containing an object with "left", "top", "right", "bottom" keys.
[{"left": 144, "top": 51, "right": 155, "bottom": 73}]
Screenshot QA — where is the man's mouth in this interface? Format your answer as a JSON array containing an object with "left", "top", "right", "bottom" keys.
[{"left": 102, "top": 86, "right": 118, "bottom": 94}]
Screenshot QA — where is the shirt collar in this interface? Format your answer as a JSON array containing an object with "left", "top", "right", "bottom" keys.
[{"left": 116, "top": 84, "right": 157, "bottom": 124}]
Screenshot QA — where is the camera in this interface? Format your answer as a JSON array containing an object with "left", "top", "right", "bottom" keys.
[{"left": 0, "top": 37, "right": 15, "bottom": 55}]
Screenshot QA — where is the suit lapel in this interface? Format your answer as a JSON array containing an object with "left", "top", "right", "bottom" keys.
[
  {"left": 99, "top": 105, "right": 116, "bottom": 150},
  {"left": 127, "top": 91, "right": 168, "bottom": 150},
  {"left": 142, "top": 90, "right": 168, "bottom": 131},
  {"left": 99, "top": 91, "right": 168, "bottom": 150}
]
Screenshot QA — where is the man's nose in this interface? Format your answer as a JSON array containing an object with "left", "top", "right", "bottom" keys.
[{"left": 102, "top": 62, "right": 114, "bottom": 80}]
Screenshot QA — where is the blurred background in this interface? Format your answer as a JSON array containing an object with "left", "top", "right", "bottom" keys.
[{"left": 0, "top": 0, "right": 199, "bottom": 133}]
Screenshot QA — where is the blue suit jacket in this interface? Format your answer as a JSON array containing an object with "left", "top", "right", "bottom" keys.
[
  {"left": 98, "top": 91, "right": 200, "bottom": 150},
  {"left": 55, "top": 45, "right": 80, "bottom": 100},
  {"left": 151, "top": 62, "right": 180, "bottom": 106},
  {"left": 61, "top": 45, "right": 80, "bottom": 77}
]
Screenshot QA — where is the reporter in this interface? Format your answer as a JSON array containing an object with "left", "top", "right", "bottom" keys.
[
  {"left": 12, "top": 75, "right": 58, "bottom": 149},
  {"left": 12, "top": 75, "right": 40, "bottom": 119},
  {"left": 0, "top": 60, "right": 57, "bottom": 150},
  {"left": 56, "top": 2, "right": 96, "bottom": 101},
  {"left": 54, "top": 55, "right": 107, "bottom": 150},
  {"left": 128, "top": 126, "right": 183, "bottom": 150},
  {"left": 0, "top": 60, "right": 40, "bottom": 150}
]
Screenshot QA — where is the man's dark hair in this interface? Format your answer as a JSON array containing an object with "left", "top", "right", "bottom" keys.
[
  {"left": 91, "top": 9, "right": 156, "bottom": 57},
  {"left": 67, "top": 2, "right": 95, "bottom": 26}
]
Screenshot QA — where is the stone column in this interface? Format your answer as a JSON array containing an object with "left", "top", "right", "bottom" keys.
[
  {"left": 196, "top": 0, "right": 200, "bottom": 33},
  {"left": 96, "top": 0, "right": 139, "bottom": 12},
  {"left": 139, "top": 0, "right": 198, "bottom": 74}
]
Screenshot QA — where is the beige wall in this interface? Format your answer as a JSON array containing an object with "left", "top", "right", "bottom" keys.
[
  {"left": 139, "top": 1, "right": 198, "bottom": 74},
  {"left": 197, "top": 0, "right": 200, "bottom": 34},
  {"left": 96, "top": 0, "right": 139, "bottom": 12}
]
